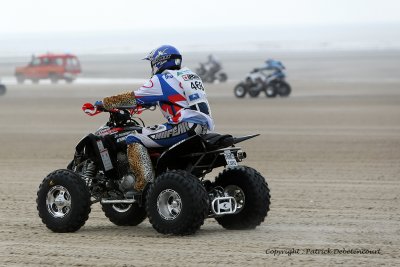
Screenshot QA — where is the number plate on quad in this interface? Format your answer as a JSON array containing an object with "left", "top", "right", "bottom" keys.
[{"left": 224, "top": 150, "right": 238, "bottom": 168}]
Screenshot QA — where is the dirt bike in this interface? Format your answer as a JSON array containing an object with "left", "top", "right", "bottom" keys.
[
  {"left": 196, "top": 63, "right": 228, "bottom": 83},
  {"left": 234, "top": 59, "right": 291, "bottom": 98},
  {"left": 36, "top": 103, "right": 270, "bottom": 235}
]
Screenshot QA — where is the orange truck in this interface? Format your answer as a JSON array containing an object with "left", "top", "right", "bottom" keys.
[{"left": 15, "top": 53, "right": 81, "bottom": 84}]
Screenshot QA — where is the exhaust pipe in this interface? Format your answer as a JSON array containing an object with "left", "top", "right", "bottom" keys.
[
  {"left": 100, "top": 199, "right": 136, "bottom": 204},
  {"left": 236, "top": 150, "right": 247, "bottom": 161}
]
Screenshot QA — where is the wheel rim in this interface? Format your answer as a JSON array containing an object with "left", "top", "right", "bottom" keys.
[
  {"left": 46, "top": 185, "right": 72, "bottom": 218},
  {"left": 224, "top": 185, "right": 245, "bottom": 212},
  {"left": 157, "top": 189, "right": 182, "bottom": 220},
  {"left": 112, "top": 204, "right": 132, "bottom": 213},
  {"left": 235, "top": 86, "right": 245, "bottom": 96}
]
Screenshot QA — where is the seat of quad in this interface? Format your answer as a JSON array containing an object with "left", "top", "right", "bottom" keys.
[{"left": 202, "top": 133, "right": 234, "bottom": 149}]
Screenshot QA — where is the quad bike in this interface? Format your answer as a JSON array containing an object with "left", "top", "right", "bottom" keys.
[
  {"left": 234, "top": 59, "right": 291, "bottom": 98},
  {"left": 196, "top": 63, "right": 228, "bottom": 83},
  {"left": 36, "top": 103, "right": 270, "bottom": 235}
]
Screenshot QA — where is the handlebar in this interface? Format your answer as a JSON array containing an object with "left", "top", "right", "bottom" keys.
[
  {"left": 82, "top": 102, "right": 156, "bottom": 128},
  {"left": 82, "top": 102, "right": 156, "bottom": 117}
]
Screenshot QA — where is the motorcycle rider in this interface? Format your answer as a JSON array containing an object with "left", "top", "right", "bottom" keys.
[
  {"left": 97, "top": 45, "right": 214, "bottom": 192},
  {"left": 203, "top": 54, "right": 221, "bottom": 76}
]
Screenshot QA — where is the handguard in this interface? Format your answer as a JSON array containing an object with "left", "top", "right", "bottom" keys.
[
  {"left": 82, "top": 102, "right": 102, "bottom": 116},
  {"left": 103, "top": 91, "right": 137, "bottom": 110}
]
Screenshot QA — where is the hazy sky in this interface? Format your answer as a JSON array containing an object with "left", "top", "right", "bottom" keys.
[{"left": 2, "top": 0, "right": 400, "bottom": 34}]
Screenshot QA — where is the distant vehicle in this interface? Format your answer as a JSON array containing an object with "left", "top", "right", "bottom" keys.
[
  {"left": 0, "top": 81, "right": 6, "bottom": 95},
  {"left": 196, "top": 55, "right": 228, "bottom": 83},
  {"left": 234, "top": 59, "right": 291, "bottom": 98},
  {"left": 15, "top": 53, "right": 81, "bottom": 84}
]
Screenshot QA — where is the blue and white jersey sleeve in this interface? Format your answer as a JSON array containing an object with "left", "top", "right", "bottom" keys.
[{"left": 134, "top": 75, "right": 164, "bottom": 106}]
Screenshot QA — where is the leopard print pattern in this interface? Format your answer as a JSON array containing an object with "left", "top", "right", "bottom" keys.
[
  {"left": 103, "top": 91, "right": 137, "bottom": 110},
  {"left": 127, "top": 143, "right": 155, "bottom": 191}
]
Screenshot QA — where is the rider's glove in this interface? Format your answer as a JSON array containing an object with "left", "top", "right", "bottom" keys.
[{"left": 103, "top": 91, "right": 137, "bottom": 110}]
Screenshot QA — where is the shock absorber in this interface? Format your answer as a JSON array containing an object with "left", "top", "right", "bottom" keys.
[{"left": 82, "top": 161, "right": 96, "bottom": 186}]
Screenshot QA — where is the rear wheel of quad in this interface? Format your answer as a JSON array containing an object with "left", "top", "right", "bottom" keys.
[
  {"left": 102, "top": 203, "right": 147, "bottom": 226},
  {"left": 273, "top": 80, "right": 291, "bottom": 97},
  {"left": 146, "top": 170, "right": 208, "bottom": 235},
  {"left": 36, "top": 169, "right": 91, "bottom": 232},
  {"left": 234, "top": 83, "right": 247, "bottom": 98},
  {"left": 214, "top": 166, "right": 270, "bottom": 230}
]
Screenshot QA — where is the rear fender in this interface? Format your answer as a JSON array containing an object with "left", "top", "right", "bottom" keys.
[
  {"left": 155, "top": 134, "right": 259, "bottom": 176},
  {"left": 233, "top": 134, "right": 259, "bottom": 144},
  {"left": 155, "top": 135, "right": 206, "bottom": 176}
]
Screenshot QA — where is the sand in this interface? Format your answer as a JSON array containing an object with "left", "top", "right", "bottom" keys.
[{"left": 0, "top": 51, "right": 399, "bottom": 266}]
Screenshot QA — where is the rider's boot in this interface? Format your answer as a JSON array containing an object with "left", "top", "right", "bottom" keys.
[{"left": 127, "top": 143, "right": 155, "bottom": 192}]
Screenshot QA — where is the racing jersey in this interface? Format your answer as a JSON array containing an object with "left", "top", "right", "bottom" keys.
[{"left": 134, "top": 67, "right": 214, "bottom": 130}]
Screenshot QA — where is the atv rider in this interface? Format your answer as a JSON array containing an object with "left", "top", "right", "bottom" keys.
[
  {"left": 97, "top": 45, "right": 214, "bottom": 192},
  {"left": 203, "top": 54, "right": 222, "bottom": 76},
  {"left": 254, "top": 59, "right": 285, "bottom": 72}
]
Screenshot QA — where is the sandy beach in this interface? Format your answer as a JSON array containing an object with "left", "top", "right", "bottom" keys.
[{"left": 0, "top": 51, "right": 399, "bottom": 266}]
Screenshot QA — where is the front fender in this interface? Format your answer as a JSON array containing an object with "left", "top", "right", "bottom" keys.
[
  {"left": 73, "top": 133, "right": 119, "bottom": 179},
  {"left": 75, "top": 134, "right": 93, "bottom": 154},
  {"left": 72, "top": 134, "right": 97, "bottom": 167}
]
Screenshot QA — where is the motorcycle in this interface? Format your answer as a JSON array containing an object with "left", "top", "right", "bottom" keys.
[
  {"left": 234, "top": 59, "right": 291, "bottom": 98},
  {"left": 196, "top": 63, "right": 228, "bottom": 83},
  {"left": 36, "top": 103, "right": 270, "bottom": 235}
]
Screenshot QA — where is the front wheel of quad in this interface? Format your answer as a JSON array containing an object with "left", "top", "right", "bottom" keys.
[
  {"left": 102, "top": 203, "right": 147, "bottom": 226},
  {"left": 36, "top": 169, "right": 91, "bottom": 232},
  {"left": 214, "top": 166, "right": 270, "bottom": 230},
  {"left": 234, "top": 83, "right": 247, "bottom": 98},
  {"left": 146, "top": 170, "right": 208, "bottom": 235}
]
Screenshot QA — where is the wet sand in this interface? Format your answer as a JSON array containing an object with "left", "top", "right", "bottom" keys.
[{"left": 0, "top": 51, "right": 400, "bottom": 266}]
